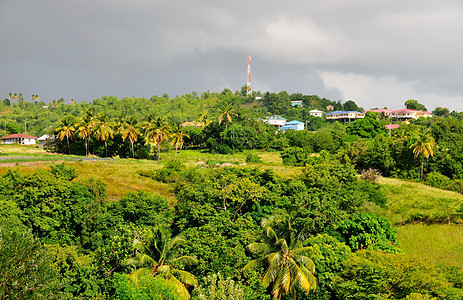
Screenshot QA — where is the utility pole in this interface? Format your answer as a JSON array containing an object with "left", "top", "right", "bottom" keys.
[{"left": 246, "top": 56, "right": 252, "bottom": 99}]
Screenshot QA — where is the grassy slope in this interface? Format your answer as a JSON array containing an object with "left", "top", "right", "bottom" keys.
[{"left": 1, "top": 144, "right": 462, "bottom": 266}]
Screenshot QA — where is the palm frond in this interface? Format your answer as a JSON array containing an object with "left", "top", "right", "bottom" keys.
[
  {"left": 169, "top": 255, "right": 198, "bottom": 266},
  {"left": 171, "top": 268, "right": 198, "bottom": 286}
]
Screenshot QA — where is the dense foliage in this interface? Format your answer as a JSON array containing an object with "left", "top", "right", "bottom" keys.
[{"left": 1, "top": 90, "right": 463, "bottom": 299}]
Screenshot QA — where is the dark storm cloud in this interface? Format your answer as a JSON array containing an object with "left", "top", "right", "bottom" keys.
[{"left": 1, "top": 0, "right": 463, "bottom": 110}]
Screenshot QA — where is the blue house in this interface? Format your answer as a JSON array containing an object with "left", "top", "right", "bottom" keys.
[{"left": 281, "top": 120, "right": 305, "bottom": 131}]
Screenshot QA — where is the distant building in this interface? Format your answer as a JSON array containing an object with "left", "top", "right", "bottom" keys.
[
  {"left": 291, "top": 100, "right": 303, "bottom": 107},
  {"left": 365, "top": 109, "right": 433, "bottom": 121},
  {"left": 309, "top": 109, "right": 324, "bottom": 117},
  {"left": 385, "top": 124, "right": 400, "bottom": 130},
  {"left": 1, "top": 134, "right": 38, "bottom": 145},
  {"left": 326, "top": 105, "right": 334, "bottom": 111},
  {"left": 326, "top": 111, "right": 365, "bottom": 121},
  {"left": 281, "top": 120, "right": 305, "bottom": 131},
  {"left": 37, "top": 134, "right": 52, "bottom": 148},
  {"left": 179, "top": 121, "right": 203, "bottom": 127},
  {"left": 260, "top": 115, "right": 287, "bottom": 128}
]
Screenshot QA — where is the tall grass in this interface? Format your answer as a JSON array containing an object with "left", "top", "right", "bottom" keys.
[{"left": 397, "top": 224, "right": 463, "bottom": 267}]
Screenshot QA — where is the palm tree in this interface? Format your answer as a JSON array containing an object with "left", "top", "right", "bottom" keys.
[
  {"left": 76, "top": 113, "right": 95, "bottom": 156},
  {"left": 218, "top": 104, "right": 237, "bottom": 130},
  {"left": 8, "top": 92, "right": 12, "bottom": 105},
  {"left": 198, "top": 112, "right": 213, "bottom": 127},
  {"left": 94, "top": 113, "right": 115, "bottom": 157},
  {"left": 56, "top": 118, "right": 76, "bottom": 154},
  {"left": 243, "top": 221, "right": 317, "bottom": 299},
  {"left": 143, "top": 117, "right": 170, "bottom": 161},
  {"left": 170, "top": 126, "right": 189, "bottom": 160},
  {"left": 124, "top": 227, "right": 197, "bottom": 299},
  {"left": 118, "top": 116, "right": 140, "bottom": 159},
  {"left": 410, "top": 130, "right": 435, "bottom": 180}
]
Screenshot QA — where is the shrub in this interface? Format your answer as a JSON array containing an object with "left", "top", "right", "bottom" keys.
[
  {"left": 245, "top": 153, "right": 262, "bottom": 164},
  {"left": 360, "top": 168, "right": 382, "bottom": 182}
]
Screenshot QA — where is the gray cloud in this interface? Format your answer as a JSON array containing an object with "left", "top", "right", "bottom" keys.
[{"left": 1, "top": 0, "right": 463, "bottom": 110}]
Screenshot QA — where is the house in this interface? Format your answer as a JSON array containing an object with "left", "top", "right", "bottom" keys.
[
  {"left": 309, "top": 109, "right": 324, "bottom": 117},
  {"left": 325, "top": 111, "right": 365, "bottom": 121},
  {"left": 326, "top": 105, "right": 334, "bottom": 111},
  {"left": 37, "top": 134, "right": 52, "bottom": 148},
  {"left": 261, "top": 115, "right": 287, "bottom": 128},
  {"left": 385, "top": 124, "right": 400, "bottom": 130},
  {"left": 281, "top": 120, "right": 305, "bottom": 131},
  {"left": 365, "top": 109, "right": 433, "bottom": 121},
  {"left": 291, "top": 100, "right": 303, "bottom": 107},
  {"left": 1, "top": 134, "right": 38, "bottom": 145}
]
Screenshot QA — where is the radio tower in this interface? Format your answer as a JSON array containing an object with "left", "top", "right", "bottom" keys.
[{"left": 246, "top": 56, "right": 252, "bottom": 98}]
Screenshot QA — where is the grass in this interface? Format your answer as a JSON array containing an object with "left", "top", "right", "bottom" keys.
[
  {"left": 378, "top": 177, "right": 463, "bottom": 224},
  {"left": 397, "top": 223, "right": 463, "bottom": 267},
  {"left": 0, "top": 144, "right": 48, "bottom": 154}
]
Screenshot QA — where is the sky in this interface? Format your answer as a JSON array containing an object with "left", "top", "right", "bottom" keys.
[{"left": 1, "top": 0, "right": 463, "bottom": 111}]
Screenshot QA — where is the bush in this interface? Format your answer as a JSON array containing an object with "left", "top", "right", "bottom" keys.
[
  {"left": 245, "top": 153, "right": 262, "bottom": 164},
  {"left": 425, "top": 171, "right": 457, "bottom": 192},
  {"left": 360, "top": 168, "right": 382, "bottom": 182}
]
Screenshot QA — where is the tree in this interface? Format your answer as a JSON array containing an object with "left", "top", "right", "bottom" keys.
[
  {"left": 343, "top": 100, "right": 362, "bottom": 112},
  {"left": 124, "top": 227, "right": 198, "bottom": 299},
  {"left": 218, "top": 104, "right": 237, "bottom": 130},
  {"left": 0, "top": 228, "right": 61, "bottom": 299},
  {"left": 119, "top": 116, "right": 140, "bottom": 159},
  {"left": 94, "top": 113, "right": 115, "bottom": 157},
  {"left": 410, "top": 131, "right": 435, "bottom": 179},
  {"left": 243, "top": 222, "right": 317, "bottom": 299},
  {"left": 76, "top": 113, "right": 94, "bottom": 156},
  {"left": 56, "top": 117, "right": 76, "bottom": 154},
  {"left": 405, "top": 99, "right": 427, "bottom": 111},
  {"left": 144, "top": 118, "right": 170, "bottom": 161},
  {"left": 170, "top": 126, "right": 189, "bottom": 160}
]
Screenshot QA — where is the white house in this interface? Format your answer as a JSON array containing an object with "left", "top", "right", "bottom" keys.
[
  {"left": 309, "top": 109, "right": 324, "bottom": 117},
  {"left": 261, "top": 115, "right": 287, "bottom": 128},
  {"left": 37, "top": 134, "right": 52, "bottom": 148},
  {"left": 325, "top": 111, "right": 365, "bottom": 121},
  {"left": 1, "top": 134, "right": 38, "bottom": 145}
]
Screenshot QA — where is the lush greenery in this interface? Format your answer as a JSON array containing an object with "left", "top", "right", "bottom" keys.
[{"left": 1, "top": 90, "right": 463, "bottom": 299}]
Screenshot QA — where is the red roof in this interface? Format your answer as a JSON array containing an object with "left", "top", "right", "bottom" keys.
[
  {"left": 1, "top": 134, "right": 38, "bottom": 139},
  {"left": 385, "top": 124, "right": 400, "bottom": 129}
]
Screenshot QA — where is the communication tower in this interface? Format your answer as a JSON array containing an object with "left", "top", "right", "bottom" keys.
[{"left": 246, "top": 56, "right": 252, "bottom": 98}]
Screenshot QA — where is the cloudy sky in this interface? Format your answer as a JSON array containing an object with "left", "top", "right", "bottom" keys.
[{"left": 1, "top": 0, "right": 463, "bottom": 111}]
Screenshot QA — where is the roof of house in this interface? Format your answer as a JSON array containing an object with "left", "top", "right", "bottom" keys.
[
  {"left": 385, "top": 124, "right": 400, "bottom": 129},
  {"left": 38, "top": 134, "right": 51, "bottom": 141},
  {"left": 1, "top": 134, "right": 38, "bottom": 139},
  {"left": 285, "top": 120, "right": 304, "bottom": 125},
  {"left": 309, "top": 109, "right": 324, "bottom": 113},
  {"left": 267, "top": 115, "right": 286, "bottom": 120},
  {"left": 326, "top": 110, "right": 363, "bottom": 115}
]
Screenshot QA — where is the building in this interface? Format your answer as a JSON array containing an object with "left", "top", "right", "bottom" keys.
[
  {"left": 291, "top": 100, "right": 303, "bottom": 107},
  {"left": 325, "top": 111, "right": 365, "bottom": 121},
  {"left": 261, "top": 115, "right": 287, "bottom": 128},
  {"left": 1, "top": 134, "right": 38, "bottom": 145},
  {"left": 309, "top": 109, "right": 324, "bottom": 117},
  {"left": 326, "top": 105, "right": 334, "bottom": 111},
  {"left": 179, "top": 121, "right": 203, "bottom": 127},
  {"left": 37, "top": 134, "right": 52, "bottom": 148},
  {"left": 365, "top": 109, "right": 433, "bottom": 121},
  {"left": 280, "top": 120, "right": 305, "bottom": 131}
]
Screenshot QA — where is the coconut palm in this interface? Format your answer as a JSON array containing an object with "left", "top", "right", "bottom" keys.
[
  {"left": 76, "top": 113, "right": 95, "bottom": 156},
  {"left": 198, "top": 112, "right": 213, "bottom": 127},
  {"left": 56, "top": 118, "right": 76, "bottom": 154},
  {"left": 94, "top": 113, "right": 115, "bottom": 157},
  {"left": 124, "top": 227, "right": 197, "bottom": 299},
  {"left": 218, "top": 104, "right": 237, "bottom": 130},
  {"left": 410, "top": 130, "right": 435, "bottom": 179},
  {"left": 118, "top": 116, "right": 140, "bottom": 159},
  {"left": 243, "top": 220, "right": 317, "bottom": 299},
  {"left": 143, "top": 117, "right": 170, "bottom": 161},
  {"left": 170, "top": 126, "right": 189, "bottom": 160}
]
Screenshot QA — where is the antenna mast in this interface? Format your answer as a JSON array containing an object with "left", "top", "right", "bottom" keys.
[{"left": 246, "top": 56, "right": 252, "bottom": 98}]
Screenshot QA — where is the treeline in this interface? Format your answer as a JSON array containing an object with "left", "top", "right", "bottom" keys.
[{"left": 1, "top": 160, "right": 463, "bottom": 299}]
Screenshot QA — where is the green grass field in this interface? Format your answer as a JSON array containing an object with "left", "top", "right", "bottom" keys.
[{"left": 397, "top": 223, "right": 463, "bottom": 267}]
